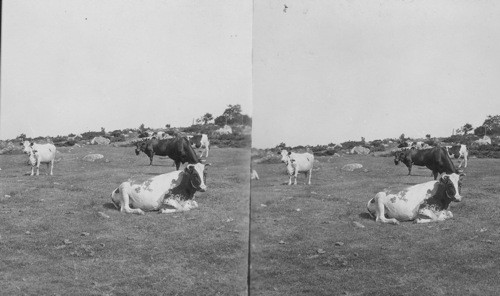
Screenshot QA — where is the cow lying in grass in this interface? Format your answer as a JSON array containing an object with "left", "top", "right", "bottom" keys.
[
  {"left": 278, "top": 149, "right": 314, "bottom": 185},
  {"left": 367, "top": 173, "right": 464, "bottom": 224},
  {"left": 111, "top": 163, "right": 210, "bottom": 215},
  {"left": 21, "top": 141, "right": 57, "bottom": 176}
]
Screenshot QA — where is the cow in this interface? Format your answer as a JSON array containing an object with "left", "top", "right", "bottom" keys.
[
  {"left": 21, "top": 141, "right": 57, "bottom": 176},
  {"left": 278, "top": 149, "right": 314, "bottom": 185},
  {"left": 111, "top": 163, "right": 210, "bottom": 215},
  {"left": 394, "top": 146, "right": 459, "bottom": 179},
  {"left": 445, "top": 144, "right": 468, "bottom": 168},
  {"left": 135, "top": 136, "right": 201, "bottom": 170},
  {"left": 251, "top": 169, "right": 259, "bottom": 180},
  {"left": 187, "top": 134, "right": 210, "bottom": 158},
  {"left": 367, "top": 172, "right": 465, "bottom": 224}
]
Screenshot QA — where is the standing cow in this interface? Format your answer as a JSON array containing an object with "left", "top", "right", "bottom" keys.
[
  {"left": 111, "top": 163, "right": 210, "bottom": 215},
  {"left": 394, "top": 146, "right": 459, "bottom": 179},
  {"left": 135, "top": 136, "right": 201, "bottom": 169},
  {"left": 367, "top": 173, "right": 465, "bottom": 224},
  {"left": 187, "top": 134, "right": 210, "bottom": 158},
  {"left": 21, "top": 141, "right": 56, "bottom": 176},
  {"left": 278, "top": 149, "right": 314, "bottom": 185},
  {"left": 445, "top": 144, "right": 468, "bottom": 168}
]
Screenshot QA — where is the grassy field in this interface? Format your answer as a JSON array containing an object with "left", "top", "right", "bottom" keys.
[
  {"left": 0, "top": 145, "right": 250, "bottom": 295},
  {"left": 250, "top": 154, "right": 500, "bottom": 295}
]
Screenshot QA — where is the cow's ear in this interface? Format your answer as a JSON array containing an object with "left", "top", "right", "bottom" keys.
[
  {"left": 30, "top": 142, "right": 34, "bottom": 147},
  {"left": 288, "top": 151, "right": 292, "bottom": 156}
]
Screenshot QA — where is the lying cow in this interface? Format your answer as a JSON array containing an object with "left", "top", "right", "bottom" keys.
[
  {"left": 135, "top": 136, "right": 201, "bottom": 169},
  {"left": 394, "top": 146, "right": 459, "bottom": 179},
  {"left": 21, "top": 141, "right": 56, "bottom": 176},
  {"left": 187, "top": 134, "right": 210, "bottom": 158},
  {"left": 110, "top": 163, "right": 210, "bottom": 215},
  {"left": 367, "top": 173, "right": 464, "bottom": 224},
  {"left": 278, "top": 149, "right": 314, "bottom": 185},
  {"left": 445, "top": 144, "right": 468, "bottom": 168}
]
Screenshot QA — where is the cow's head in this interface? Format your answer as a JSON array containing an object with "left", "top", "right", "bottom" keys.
[
  {"left": 21, "top": 141, "right": 33, "bottom": 154},
  {"left": 278, "top": 150, "right": 292, "bottom": 164},
  {"left": 185, "top": 163, "right": 211, "bottom": 192},
  {"left": 135, "top": 141, "right": 147, "bottom": 155},
  {"left": 439, "top": 173, "right": 465, "bottom": 202},
  {"left": 394, "top": 151, "right": 405, "bottom": 165}
]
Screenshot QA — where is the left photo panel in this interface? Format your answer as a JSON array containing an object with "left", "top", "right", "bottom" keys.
[{"left": 0, "top": 1, "right": 252, "bottom": 295}]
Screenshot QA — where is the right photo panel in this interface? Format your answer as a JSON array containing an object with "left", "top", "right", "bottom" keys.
[{"left": 251, "top": 1, "right": 500, "bottom": 295}]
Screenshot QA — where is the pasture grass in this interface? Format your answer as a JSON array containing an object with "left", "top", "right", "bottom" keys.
[
  {"left": 1, "top": 145, "right": 250, "bottom": 295},
  {"left": 250, "top": 154, "right": 500, "bottom": 295}
]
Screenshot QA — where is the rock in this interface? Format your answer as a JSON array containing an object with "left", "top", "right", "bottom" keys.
[
  {"left": 335, "top": 242, "right": 344, "bottom": 246},
  {"left": 213, "top": 125, "right": 232, "bottom": 135},
  {"left": 341, "top": 163, "right": 363, "bottom": 171},
  {"left": 352, "top": 221, "right": 365, "bottom": 228},
  {"left": 90, "top": 136, "right": 110, "bottom": 145},
  {"left": 475, "top": 136, "right": 491, "bottom": 145},
  {"left": 98, "top": 211, "right": 110, "bottom": 219},
  {"left": 350, "top": 146, "right": 370, "bottom": 155},
  {"left": 83, "top": 154, "right": 104, "bottom": 162}
]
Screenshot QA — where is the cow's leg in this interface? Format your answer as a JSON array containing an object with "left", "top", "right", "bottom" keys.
[
  {"left": 293, "top": 171, "right": 298, "bottom": 185},
  {"left": 205, "top": 147, "right": 209, "bottom": 157},
  {"left": 36, "top": 160, "right": 41, "bottom": 176},
  {"left": 30, "top": 166, "right": 35, "bottom": 176},
  {"left": 119, "top": 191, "right": 145, "bottom": 215},
  {"left": 149, "top": 156, "right": 153, "bottom": 166},
  {"left": 287, "top": 175, "right": 292, "bottom": 185},
  {"left": 415, "top": 208, "right": 439, "bottom": 223},
  {"left": 50, "top": 159, "right": 54, "bottom": 175},
  {"left": 175, "top": 161, "right": 181, "bottom": 170},
  {"left": 407, "top": 164, "right": 412, "bottom": 175},
  {"left": 307, "top": 169, "right": 312, "bottom": 185},
  {"left": 373, "top": 193, "right": 400, "bottom": 225},
  {"left": 432, "top": 170, "right": 439, "bottom": 180}
]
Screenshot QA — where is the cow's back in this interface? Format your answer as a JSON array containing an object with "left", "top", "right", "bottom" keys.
[
  {"left": 290, "top": 152, "right": 314, "bottom": 171},
  {"left": 34, "top": 143, "right": 57, "bottom": 162}
]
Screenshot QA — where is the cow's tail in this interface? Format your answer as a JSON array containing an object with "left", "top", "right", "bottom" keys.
[
  {"left": 110, "top": 188, "right": 120, "bottom": 209},
  {"left": 366, "top": 197, "right": 377, "bottom": 219}
]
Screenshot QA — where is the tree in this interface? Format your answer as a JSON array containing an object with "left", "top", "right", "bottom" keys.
[
  {"left": 457, "top": 123, "right": 473, "bottom": 135},
  {"left": 222, "top": 104, "right": 242, "bottom": 125},
  {"left": 482, "top": 115, "right": 500, "bottom": 135},
  {"left": 139, "top": 124, "right": 146, "bottom": 132},
  {"left": 426, "top": 134, "right": 431, "bottom": 139},
  {"left": 200, "top": 113, "right": 213, "bottom": 125}
]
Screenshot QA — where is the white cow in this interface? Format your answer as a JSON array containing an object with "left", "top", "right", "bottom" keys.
[
  {"left": 111, "top": 163, "right": 210, "bottom": 215},
  {"left": 187, "top": 134, "right": 210, "bottom": 158},
  {"left": 21, "top": 141, "right": 56, "bottom": 176},
  {"left": 367, "top": 173, "right": 464, "bottom": 224},
  {"left": 279, "top": 149, "right": 314, "bottom": 185},
  {"left": 445, "top": 144, "right": 468, "bottom": 168}
]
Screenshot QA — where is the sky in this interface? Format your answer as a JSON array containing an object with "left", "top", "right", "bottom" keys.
[
  {"left": 252, "top": 0, "right": 500, "bottom": 148},
  {"left": 0, "top": 0, "right": 252, "bottom": 140}
]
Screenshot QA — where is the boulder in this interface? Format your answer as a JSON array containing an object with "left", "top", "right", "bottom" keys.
[
  {"left": 90, "top": 136, "right": 110, "bottom": 145},
  {"left": 350, "top": 146, "right": 370, "bottom": 155},
  {"left": 214, "top": 125, "right": 232, "bottom": 135},
  {"left": 83, "top": 154, "right": 104, "bottom": 162},
  {"left": 342, "top": 163, "right": 363, "bottom": 171},
  {"left": 475, "top": 136, "right": 491, "bottom": 146}
]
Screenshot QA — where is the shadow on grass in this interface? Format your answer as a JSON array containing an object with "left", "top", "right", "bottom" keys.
[
  {"left": 358, "top": 212, "right": 373, "bottom": 220},
  {"left": 103, "top": 202, "right": 118, "bottom": 210}
]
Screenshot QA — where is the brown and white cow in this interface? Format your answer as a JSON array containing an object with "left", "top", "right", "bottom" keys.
[
  {"left": 367, "top": 173, "right": 465, "bottom": 224},
  {"left": 111, "top": 163, "right": 210, "bottom": 215}
]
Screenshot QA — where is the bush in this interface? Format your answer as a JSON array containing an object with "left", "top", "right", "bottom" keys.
[{"left": 469, "top": 144, "right": 500, "bottom": 158}]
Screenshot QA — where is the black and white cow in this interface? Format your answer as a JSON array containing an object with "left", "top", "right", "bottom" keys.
[
  {"left": 367, "top": 173, "right": 465, "bottom": 224},
  {"left": 445, "top": 144, "right": 468, "bottom": 168},
  {"left": 111, "top": 163, "right": 210, "bottom": 215}
]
